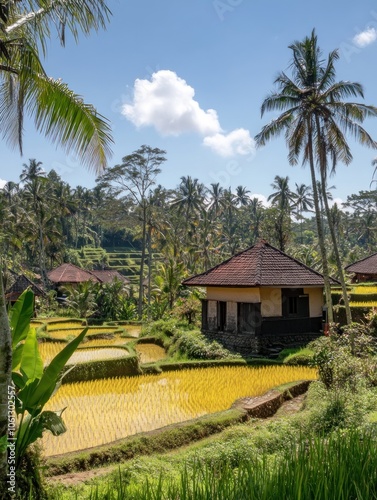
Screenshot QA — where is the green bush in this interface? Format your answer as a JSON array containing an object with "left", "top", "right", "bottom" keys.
[
  {"left": 279, "top": 347, "right": 314, "bottom": 365},
  {"left": 61, "top": 355, "right": 141, "bottom": 383},
  {"left": 168, "top": 330, "right": 238, "bottom": 360}
]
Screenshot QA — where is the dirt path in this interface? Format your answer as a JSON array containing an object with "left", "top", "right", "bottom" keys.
[{"left": 47, "top": 393, "right": 307, "bottom": 487}]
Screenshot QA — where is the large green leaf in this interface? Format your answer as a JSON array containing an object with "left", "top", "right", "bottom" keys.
[
  {"left": 22, "top": 328, "right": 87, "bottom": 411},
  {"left": 10, "top": 289, "right": 34, "bottom": 347},
  {"left": 12, "top": 343, "right": 24, "bottom": 371},
  {"left": 19, "top": 328, "right": 43, "bottom": 382},
  {"left": 15, "top": 409, "right": 67, "bottom": 467},
  {"left": 39, "top": 409, "right": 67, "bottom": 436}
]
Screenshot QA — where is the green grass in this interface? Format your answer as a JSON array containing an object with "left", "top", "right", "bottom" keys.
[{"left": 47, "top": 414, "right": 377, "bottom": 500}]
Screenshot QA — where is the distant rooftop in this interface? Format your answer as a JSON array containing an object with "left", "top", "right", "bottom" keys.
[
  {"left": 48, "top": 263, "right": 129, "bottom": 284},
  {"left": 345, "top": 253, "right": 377, "bottom": 275}
]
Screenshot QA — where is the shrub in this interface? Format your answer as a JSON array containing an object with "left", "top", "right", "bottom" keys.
[
  {"left": 309, "top": 324, "right": 377, "bottom": 390},
  {"left": 280, "top": 347, "right": 314, "bottom": 366}
]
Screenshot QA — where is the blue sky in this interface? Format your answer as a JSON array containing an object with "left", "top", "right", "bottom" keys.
[{"left": 2, "top": 0, "right": 377, "bottom": 205}]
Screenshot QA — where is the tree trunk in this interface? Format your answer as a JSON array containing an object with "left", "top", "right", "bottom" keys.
[
  {"left": 315, "top": 116, "right": 352, "bottom": 329},
  {"left": 307, "top": 119, "right": 334, "bottom": 323},
  {"left": 320, "top": 176, "right": 352, "bottom": 324},
  {"left": 147, "top": 226, "right": 152, "bottom": 321},
  {"left": 0, "top": 266, "right": 12, "bottom": 487},
  {"left": 137, "top": 204, "right": 147, "bottom": 319}
]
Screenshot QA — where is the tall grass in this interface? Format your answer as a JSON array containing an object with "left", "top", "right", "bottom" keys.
[{"left": 83, "top": 429, "right": 377, "bottom": 499}]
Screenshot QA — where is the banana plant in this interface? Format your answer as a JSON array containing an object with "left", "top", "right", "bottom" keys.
[{"left": 10, "top": 290, "right": 86, "bottom": 467}]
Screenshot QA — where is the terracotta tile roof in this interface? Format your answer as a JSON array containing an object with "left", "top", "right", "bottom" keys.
[
  {"left": 183, "top": 240, "right": 335, "bottom": 287},
  {"left": 345, "top": 253, "right": 377, "bottom": 274},
  {"left": 90, "top": 270, "right": 130, "bottom": 284},
  {"left": 47, "top": 263, "right": 99, "bottom": 284}
]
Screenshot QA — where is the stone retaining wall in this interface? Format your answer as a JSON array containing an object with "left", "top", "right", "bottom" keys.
[{"left": 203, "top": 330, "right": 321, "bottom": 356}]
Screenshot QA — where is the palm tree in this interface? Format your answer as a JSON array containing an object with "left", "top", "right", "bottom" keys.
[
  {"left": 0, "top": 1, "right": 112, "bottom": 171},
  {"left": 207, "top": 182, "right": 225, "bottom": 218},
  {"left": 268, "top": 175, "right": 296, "bottom": 210},
  {"left": 268, "top": 176, "right": 295, "bottom": 252},
  {"left": 255, "top": 29, "right": 377, "bottom": 326},
  {"left": 0, "top": 0, "right": 113, "bottom": 485},
  {"left": 234, "top": 185, "right": 251, "bottom": 207},
  {"left": 293, "top": 183, "right": 313, "bottom": 242},
  {"left": 171, "top": 176, "right": 207, "bottom": 221}
]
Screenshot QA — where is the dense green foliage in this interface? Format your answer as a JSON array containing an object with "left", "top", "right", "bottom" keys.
[{"left": 3, "top": 157, "right": 377, "bottom": 319}]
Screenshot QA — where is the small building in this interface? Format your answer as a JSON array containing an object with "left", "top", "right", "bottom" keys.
[
  {"left": 47, "top": 263, "right": 130, "bottom": 287},
  {"left": 5, "top": 274, "right": 45, "bottom": 306},
  {"left": 345, "top": 253, "right": 377, "bottom": 283},
  {"left": 183, "top": 240, "right": 332, "bottom": 355}
]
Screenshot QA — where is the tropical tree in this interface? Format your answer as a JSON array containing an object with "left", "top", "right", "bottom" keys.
[
  {"left": 255, "top": 29, "right": 377, "bottom": 327},
  {"left": 293, "top": 183, "right": 313, "bottom": 242},
  {"left": 234, "top": 185, "right": 251, "bottom": 207},
  {"left": 207, "top": 182, "right": 225, "bottom": 218},
  {"left": 171, "top": 176, "right": 207, "bottom": 225},
  {"left": 97, "top": 145, "right": 166, "bottom": 319},
  {"left": 267, "top": 175, "right": 295, "bottom": 251},
  {"left": 0, "top": 0, "right": 113, "bottom": 489}
]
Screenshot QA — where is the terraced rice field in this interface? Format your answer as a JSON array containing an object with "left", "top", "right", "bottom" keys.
[
  {"left": 39, "top": 340, "right": 131, "bottom": 366},
  {"left": 68, "top": 348, "right": 128, "bottom": 364},
  {"left": 122, "top": 325, "right": 141, "bottom": 337},
  {"left": 47, "top": 327, "right": 120, "bottom": 340},
  {"left": 46, "top": 321, "right": 84, "bottom": 330},
  {"left": 135, "top": 343, "right": 167, "bottom": 363},
  {"left": 353, "top": 286, "right": 377, "bottom": 295},
  {"left": 42, "top": 365, "right": 317, "bottom": 456},
  {"left": 350, "top": 301, "right": 377, "bottom": 307}
]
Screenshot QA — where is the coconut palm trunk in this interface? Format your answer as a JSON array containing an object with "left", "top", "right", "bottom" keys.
[{"left": 306, "top": 120, "right": 334, "bottom": 323}]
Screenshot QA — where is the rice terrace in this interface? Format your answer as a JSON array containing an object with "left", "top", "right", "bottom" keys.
[{"left": 43, "top": 365, "right": 317, "bottom": 456}]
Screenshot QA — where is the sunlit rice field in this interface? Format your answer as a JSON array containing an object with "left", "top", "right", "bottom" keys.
[
  {"left": 39, "top": 342, "right": 129, "bottom": 366},
  {"left": 122, "top": 325, "right": 141, "bottom": 337},
  {"left": 68, "top": 348, "right": 129, "bottom": 364},
  {"left": 350, "top": 301, "right": 377, "bottom": 307},
  {"left": 352, "top": 286, "right": 377, "bottom": 295},
  {"left": 47, "top": 327, "right": 118, "bottom": 340},
  {"left": 42, "top": 365, "right": 317, "bottom": 456},
  {"left": 136, "top": 343, "right": 167, "bottom": 363},
  {"left": 46, "top": 321, "right": 84, "bottom": 330}
]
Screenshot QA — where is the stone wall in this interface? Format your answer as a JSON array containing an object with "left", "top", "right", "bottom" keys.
[{"left": 203, "top": 329, "right": 321, "bottom": 356}]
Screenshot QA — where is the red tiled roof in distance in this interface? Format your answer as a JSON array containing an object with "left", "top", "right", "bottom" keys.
[
  {"left": 47, "top": 263, "right": 99, "bottom": 284},
  {"left": 91, "top": 270, "right": 130, "bottom": 284},
  {"left": 345, "top": 253, "right": 377, "bottom": 274},
  {"left": 183, "top": 240, "right": 336, "bottom": 287}
]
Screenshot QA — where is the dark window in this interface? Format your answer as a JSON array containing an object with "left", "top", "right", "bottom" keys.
[
  {"left": 288, "top": 296, "right": 298, "bottom": 315},
  {"left": 201, "top": 299, "right": 208, "bottom": 330},
  {"left": 282, "top": 289, "right": 309, "bottom": 318},
  {"left": 217, "top": 301, "right": 226, "bottom": 331},
  {"left": 237, "top": 302, "right": 261, "bottom": 334}
]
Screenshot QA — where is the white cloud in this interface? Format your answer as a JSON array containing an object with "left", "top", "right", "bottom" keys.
[
  {"left": 122, "top": 70, "right": 221, "bottom": 137},
  {"left": 203, "top": 129, "right": 255, "bottom": 157},
  {"left": 0, "top": 179, "right": 6, "bottom": 189},
  {"left": 353, "top": 27, "right": 377, "bottom": 48},
  {"left": 122, "top": 70, "right": 253, "bottom": 157}
]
